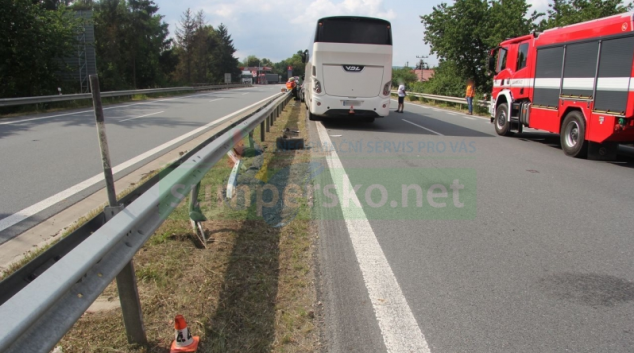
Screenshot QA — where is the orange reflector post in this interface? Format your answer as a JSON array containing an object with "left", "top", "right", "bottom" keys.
[{"left": 170, "top": 315, "right": 200, "bottom": 353}]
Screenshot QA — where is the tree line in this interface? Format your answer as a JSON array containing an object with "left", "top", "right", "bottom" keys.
[
  {"left": 240, "top": 51, "right": 307, "bottom": 82},
  {"left": 414, "top": 0, "right": 633, "bottom": 98},
  {"left": 0, "top": 0, "right": 243, "bottom": 98}
]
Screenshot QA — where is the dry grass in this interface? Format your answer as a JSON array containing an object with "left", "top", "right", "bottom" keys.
[{"left": 57, "top": 98, "right": 319, "bottom": 352}]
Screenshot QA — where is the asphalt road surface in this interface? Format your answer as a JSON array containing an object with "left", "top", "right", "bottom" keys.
[
  {"left": 310, "top": 101, "right": 634, "bottom": 352},
  {"left": 0, "top": 85, "right": 283, "bottom": 243}
]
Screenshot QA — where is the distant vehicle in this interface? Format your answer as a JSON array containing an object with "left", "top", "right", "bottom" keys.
[
  {"left": 241, "top": 70, "right": 253, "bottom": 84},
  {"left": 301, "top": 16, "right": 393, "bottom": 123},
  {"left": 488, "top": 12, "right": 634, "bottom": 159},
  {"left": 265, "top": 73, "right": 279, "bottom": 84}
]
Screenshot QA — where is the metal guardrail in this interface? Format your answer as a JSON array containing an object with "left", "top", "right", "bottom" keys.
[
  {"left": 0, "top": 89, "right": 292, "bottom": 352},
  {"left": 0, "top": 83, "right": 251, "bottom": 108},
  {"left": 391, "top": 91, "right": 489, "bottom": 108}
]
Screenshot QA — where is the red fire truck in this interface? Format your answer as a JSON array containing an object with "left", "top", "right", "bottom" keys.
[{"left": 488, "top": 12, "right": 634, "bottom": 159}]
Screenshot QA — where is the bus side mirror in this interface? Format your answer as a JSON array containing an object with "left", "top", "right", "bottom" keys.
[{"left": 300, "top": 50, "right": 308, "bottom": 64}]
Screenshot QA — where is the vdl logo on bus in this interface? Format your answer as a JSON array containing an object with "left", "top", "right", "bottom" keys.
[{"left": 343, "top": 65, "right": 364, "bottom": 72}]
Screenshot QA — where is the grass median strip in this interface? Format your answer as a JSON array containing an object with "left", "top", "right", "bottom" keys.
[{"left": 58, "top": 99, "right": 319, "bottom": 352}]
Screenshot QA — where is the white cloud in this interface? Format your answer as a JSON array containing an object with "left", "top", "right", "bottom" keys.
[{"left": 292, "top": 0, "right": 396, "bottom": 25}]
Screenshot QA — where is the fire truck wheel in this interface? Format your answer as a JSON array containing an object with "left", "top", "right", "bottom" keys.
[
  {"left": 561, "top": 111, "right": 588, "bottom": 158},
  {"left": 494, "top": 103, "right": 512, "bottom": 136}
]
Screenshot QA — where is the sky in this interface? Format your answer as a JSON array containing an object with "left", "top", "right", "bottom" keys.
[{"left": 152, "top": 0, "right": 551, "bottom": 67}]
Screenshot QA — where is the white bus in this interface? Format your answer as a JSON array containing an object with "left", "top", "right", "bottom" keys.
[{"left": 301, "top": 16, "right": 393, "bottom": 123}]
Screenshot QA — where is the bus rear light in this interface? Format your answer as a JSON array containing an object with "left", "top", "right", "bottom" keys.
[
  {"left": 314, "top": 79, "right": 322, "bottom": 94},
  {"left": 383, "top": 104, "right": 387, "bottom": 108},
  {"left": 383, "top": 81, "right": 391, "bottom": 96}
]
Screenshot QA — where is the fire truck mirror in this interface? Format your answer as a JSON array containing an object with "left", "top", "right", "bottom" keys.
[{"left": 488, "top": 55, "right": 496, "bottom": 73}]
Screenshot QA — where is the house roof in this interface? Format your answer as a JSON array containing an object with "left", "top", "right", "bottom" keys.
[{"left": 413, "top": 69, "right": 435, "bottom": 82}]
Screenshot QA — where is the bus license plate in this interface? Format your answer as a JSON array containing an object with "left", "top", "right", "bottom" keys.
[{"left": 342, "top": 100, "right": 361, "bottom": 106}]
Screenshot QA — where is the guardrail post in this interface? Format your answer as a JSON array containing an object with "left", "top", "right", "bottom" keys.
[
  {"left": 89, "top": 75, "right": 148, "bottom": 347},
  {"left": 189, "top": 182, "right": 208, "bottom": 247},
  {"left": 247, "top": 131, "right": 255, "bottom": 149},
  {"left": 266, "top": 113, "right": 271, "bottom": 132},
  {"left": 260, "top": 121, "right": 265, "bottom": 141}
]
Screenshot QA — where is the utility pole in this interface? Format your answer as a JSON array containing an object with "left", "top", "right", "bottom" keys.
[{"left": 416, "top": 55, "right": 429, "bottom": 70}]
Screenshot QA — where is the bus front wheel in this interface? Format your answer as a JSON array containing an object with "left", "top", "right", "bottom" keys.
[{"left": 308, "top": 111, "right": 319, "bottom": 121}]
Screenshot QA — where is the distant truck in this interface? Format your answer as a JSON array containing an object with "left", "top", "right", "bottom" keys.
[
  {"left": 241, "top": 70, "right": 253, "bottom": 84},
  {"left": 265, "top": 74, "right": 279, "bottom": 84}
]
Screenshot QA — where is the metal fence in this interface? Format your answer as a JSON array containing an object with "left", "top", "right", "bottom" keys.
[
  {"left": 0, "top": 83, "right": 251, "bottom": 108},
  {"left": 0, "top": 84, "right": 292, "bottom": 352},
  {"left": 391, "top": 91, "right": 490, "bottom": 109}
]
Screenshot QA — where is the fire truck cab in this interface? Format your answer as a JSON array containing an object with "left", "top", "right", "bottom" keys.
[{"left": 489, "top": 12, "right": 634, "bottom": 159}]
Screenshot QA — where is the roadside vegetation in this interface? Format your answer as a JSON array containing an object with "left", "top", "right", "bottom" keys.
[
  {"left": 392, "top": 0, "right": 632, "bottom": 99},
  {"left": 57, "top": 99, "right": 319, "bottom": 352}
]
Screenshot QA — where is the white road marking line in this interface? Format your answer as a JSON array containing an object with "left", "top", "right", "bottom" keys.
[
  {"left": 119, "top": 111, "right": 164, "bottom": 122},
  {"left": 316, "top": 122, "right": 431, "bottom": 353},
  {"left": 0, "top": 89, "right": 250, "bottom": 126},
  {"left": 208, "top": 98, "right": 224, "bottom": 102},
  {"left": 0, "top": 110, "right": 93, "bottom": 125},
  {"left": 462, "top": 115, "right": 476, "bottom": 120},
  {"left": 447, "top": 112, "right": 458, "bottom": 116},
  {"left": 402, "top": 119, "right": 444, "bottom": 136},
  {"left": 0, "top": 95, "right": 276, "bottom": 233}
]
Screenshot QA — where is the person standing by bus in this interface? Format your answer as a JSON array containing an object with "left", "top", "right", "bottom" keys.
[
  {"left": 396, "top": 83, "right": 406, "bottom": 113},
  {"left": 466, "top": 78, "right": 475, "bottom": 115}
]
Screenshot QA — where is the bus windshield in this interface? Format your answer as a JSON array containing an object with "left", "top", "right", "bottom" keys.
[{"left": 315, "top": 17, "right": 392, "bottom": 45}]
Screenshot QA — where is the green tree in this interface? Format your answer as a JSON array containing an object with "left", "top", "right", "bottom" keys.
[
  {"left": 127, "top": 0, "right": 170, "bottom": 88},
  {"left": 175, "top": 8, "right": 196, "bottom": 83},
  {"left": 392, "top": 66, "right": 418, "bottom": 86},
  {"left": 422, "top": 60, "right": 466, "bottom": 96},
  {"left": 421, "top": 0, "right": 541, "bottom": 93},
  {"left": 242, "top": 55, "right": 261, "bottom": 67},
  {"left": 538, "top": 0, "right": 633, "bottom": 30},
  {"left": 0, "top": 0, "right": 80, "bottom": 98},
  {"left": 212, "top": 23, "right": 241, "bottom": 81},
  {"left": 93, "top": 0, "right": 170, "bottom": 90}
]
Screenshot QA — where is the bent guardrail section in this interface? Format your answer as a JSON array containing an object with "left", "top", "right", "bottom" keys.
[
  {"left": 0, "top": 90, "right": 292, "bottom": 353},
  {"left": 0, "top": 83, "right": 251, "bottom": 108}
]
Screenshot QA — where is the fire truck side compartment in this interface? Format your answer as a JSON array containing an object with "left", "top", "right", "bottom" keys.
[
  {"left": 562, "top": 41, "right": 598, "bottom": 98},
  {"left": 534, "top": 46, "right": 564, "bottom": 108},
  {"left": 594, "top": 36, "right": 634, "bottom": 113},
  {"left": 533, "top": 34, "right": 634, "bottom": 114}
]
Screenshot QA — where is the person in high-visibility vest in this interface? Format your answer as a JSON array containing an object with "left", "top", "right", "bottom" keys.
[
  {"left": 466, "top": 79, "right": 475, "bottom": 115},
  {"left": 287, "top": 77, "right": 299, "bottom": 100},
  {"left": 286, "top": 77, "right": 296, "bottom": 90}
]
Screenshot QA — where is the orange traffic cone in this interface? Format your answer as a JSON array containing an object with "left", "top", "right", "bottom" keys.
[
  {"left": 170, "top": 314, "right": 200, "bottom": 353},
  {"left": 349, "top": 105, "right": 355, "bottom": 114}
]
